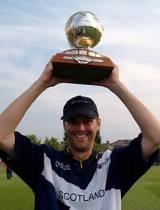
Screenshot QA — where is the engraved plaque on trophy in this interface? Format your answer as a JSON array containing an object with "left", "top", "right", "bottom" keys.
[{"left": 52, "top": 11, "right": 114, "bottom": 83}]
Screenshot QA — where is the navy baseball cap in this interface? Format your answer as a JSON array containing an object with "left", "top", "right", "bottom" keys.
[{"left": 61, "top": 95, "right": 99, "bottom": 121}]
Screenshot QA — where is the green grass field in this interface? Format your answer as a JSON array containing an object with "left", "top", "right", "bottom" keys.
[
  {"left": 122, "top": 166, "right": 160, "bottom": 210},
  {"left": 0, "top": 166, "right": 160, "bottom": 210}
]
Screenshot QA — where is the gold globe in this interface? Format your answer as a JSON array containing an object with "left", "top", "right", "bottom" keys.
[{"left": 65, "top": 11, "right": 104, "bottom": 49}]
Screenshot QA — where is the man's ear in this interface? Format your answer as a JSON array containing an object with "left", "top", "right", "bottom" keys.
[{"left": 97, "top": 118, "right": 101, "bottom": 128}]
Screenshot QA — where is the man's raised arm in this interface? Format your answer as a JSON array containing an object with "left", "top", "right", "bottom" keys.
[
  {"left": 93, "top": 65, "right": 160, "bottom": 159},
  {"left": 0, "top": 60, "right": 69, "bottom": 158}
]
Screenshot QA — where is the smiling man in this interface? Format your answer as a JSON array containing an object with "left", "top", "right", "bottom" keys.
[
  {"left": 62, "top": 95, "right": 101, "bottom": 160},
  {"left": 0, "top": 58, "right": 160, "bottom": 210}
]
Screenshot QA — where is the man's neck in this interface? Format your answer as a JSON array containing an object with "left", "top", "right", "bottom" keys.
[{"left": 68, "top": 147, "right": 93, "bottom": 161}]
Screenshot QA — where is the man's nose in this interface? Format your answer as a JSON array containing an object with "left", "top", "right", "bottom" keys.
[{"left": 76, "top": 122, "right": 86, "bottom": 130}]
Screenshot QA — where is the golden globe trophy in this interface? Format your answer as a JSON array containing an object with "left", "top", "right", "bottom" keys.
[{"left": 52, "top": 11, "right": 114, "bottom": 83}]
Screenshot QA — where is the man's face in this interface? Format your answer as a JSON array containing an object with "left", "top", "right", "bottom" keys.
[{"left": 63, "top": 116, "right": 101, "bottom": 153}]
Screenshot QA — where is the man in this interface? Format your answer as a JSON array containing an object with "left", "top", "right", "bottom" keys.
[
  {"left": 6, "top": 165, "right": 13, "bottom": 179},
  {"left": 0, "top": 58, "right": 160, "bottom": 210}
]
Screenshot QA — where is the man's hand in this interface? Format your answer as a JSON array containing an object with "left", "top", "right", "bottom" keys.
[
  {"left": 38, "top": 58, "right": 72, "bottom": 89},
  {"left": 90, "top": 64, "right": 120, "bottom": 90}
]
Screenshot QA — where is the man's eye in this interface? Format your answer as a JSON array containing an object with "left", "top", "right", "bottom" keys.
[
  {"left": 84, "top": 120, "right": 92, "bottom": 124},
  {"left": 68, "top": 120, "right": 76, "bottom": 124}
]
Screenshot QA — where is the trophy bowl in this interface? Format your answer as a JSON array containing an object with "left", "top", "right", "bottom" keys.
[
  {"left": 65, "top": 11, "right": 103, "bottom": 48},
  {"left": 52, "top": 11, "right": 114, "bottom": 83}
]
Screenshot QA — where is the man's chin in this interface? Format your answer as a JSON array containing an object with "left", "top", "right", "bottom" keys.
[{"left": 73, "top": 145, "right": 89, "bottom": 153}]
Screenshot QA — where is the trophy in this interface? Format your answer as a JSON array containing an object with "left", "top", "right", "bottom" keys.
[{"left": 52, "top": 11, "right": 114, "bottom": 83}]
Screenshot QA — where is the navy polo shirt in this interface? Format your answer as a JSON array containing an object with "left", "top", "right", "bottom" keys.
[{"left": 0, "top": 132, "right": 158, "bottom": 210}]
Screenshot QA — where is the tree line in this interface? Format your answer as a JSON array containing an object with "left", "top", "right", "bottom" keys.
[{"left": 27, "top": 130, "right": 102, "bottom": 153}]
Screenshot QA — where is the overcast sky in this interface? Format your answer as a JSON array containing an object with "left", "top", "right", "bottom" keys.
[{"left": 0, "top": 0, "right": 160, "bottom": 142}]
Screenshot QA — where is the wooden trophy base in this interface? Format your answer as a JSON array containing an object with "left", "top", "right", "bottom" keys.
[{"left": 52, "top": 49, "right": 114, "bottom": 84}]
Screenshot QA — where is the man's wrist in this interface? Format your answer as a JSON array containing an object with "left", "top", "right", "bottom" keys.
[
  {"left": 106, "top": 81, "right": 124, "bottom": 94},
  {"left": 33, "top": 79, "right": 49, "bottom": 93}
]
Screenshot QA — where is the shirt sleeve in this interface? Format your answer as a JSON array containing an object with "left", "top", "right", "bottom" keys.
[
  {"left": 110, "top": 133, "right": 159, "bottom": 198},
  {"left": 0, "top": 131, "right": 44, "bottom": 190}
]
